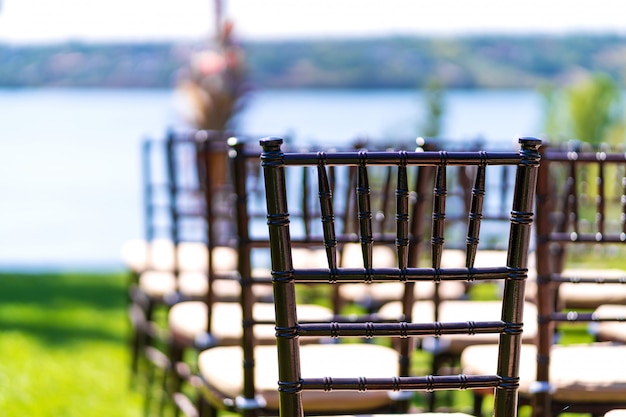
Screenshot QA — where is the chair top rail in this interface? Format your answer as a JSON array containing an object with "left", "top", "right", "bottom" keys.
[
  {"left": 548, "top": 273, "right": 626, "bottom": 284},
  {"left": 544, "top": 149, "right": 626, "bottom": 163},
  {"left": 277, "top": 149, "right": 527, "bottom": 167},
  {"left": 550, "top": 312, "right": 626, "bottom": 323},
  {"left": 548, "top": 232, "right": 626, "bottom": 243}
]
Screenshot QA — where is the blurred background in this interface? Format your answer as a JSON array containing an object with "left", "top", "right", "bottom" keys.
[{"left": 1, "top": 0, "right": 626, "bottom": 271}]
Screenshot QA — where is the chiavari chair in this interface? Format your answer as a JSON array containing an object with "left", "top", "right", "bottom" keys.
[{"left": 262, "top": 136, "right": 540, "bottom": 417}]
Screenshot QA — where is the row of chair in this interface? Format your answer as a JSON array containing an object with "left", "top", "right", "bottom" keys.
[
  {"left": 462, "top": 145, "right": 626, "bottom": 417},
  {"left": 122, "top": 131, "right": 626, "bottom": 417}
]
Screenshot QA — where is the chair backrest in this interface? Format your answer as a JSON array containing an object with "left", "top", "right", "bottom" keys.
[
  {"left": 228, "top": 137, "right": 356, "bottom": 407},
  {"left": 533, "top": 144, "right": 626, "bottom": 416},
  {"left": 166, "top": 129, "right": 235, "bottom": 247},
  {"left": 127, "top": 137, "right": 173, "bottom": 273},
  {"left": 261, "top": 136, "right": 541, "bottom": 417}
]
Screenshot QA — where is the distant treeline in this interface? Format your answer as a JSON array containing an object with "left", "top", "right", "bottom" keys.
[{"left": 2, "top": 35, "right": 626, "bottom": 89}]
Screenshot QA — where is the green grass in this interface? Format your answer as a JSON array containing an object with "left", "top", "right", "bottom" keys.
[
  {"left": 0, "top": 272, "right": 144, "bottom": 417},
  {"left": 0, "top": 271, "right": 600, "bottom": 417}
]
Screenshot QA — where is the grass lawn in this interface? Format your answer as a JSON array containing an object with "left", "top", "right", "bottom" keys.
[
  {"left": 0, "top": 270, "right": 597, "bottom": 417},
  {"left": 0, "top": 272, "right": 144, "bottom": 417}
]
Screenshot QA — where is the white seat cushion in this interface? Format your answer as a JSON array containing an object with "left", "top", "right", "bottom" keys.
[
  {"left": 121, "top": 238, "right": 150, "bottom": 273},
  {"left": 593, "top": 304, "right": 626, "bottom": 343},
  {"left": 339, "top": 281, "right": 466, "bottom": 305},
  {"left": 122, "top": 240, "right": 239, "bottom": 274},
  {"left": 138, "top": 270, "right": 177, "bottom": 298},
  {"left": 462, "top": 343, "right": 626, "bottom": 402},
  {"left": 169, "top": 301, "right": 333, "bottom": 346},
  {"left": 558, "top": 269, "right": 626, "bottom": 309},
  {"left": 379, "top": 300, "right": 537, "bottom": 354},
  {"left": 198, "top": 343, "right": 399, "bottom": 413},
  {"left": 138, "top": 270, "right": 238, "bottom": 299},
  {"left": 121, "top": 238, "right": 176, "bottom": 273}
]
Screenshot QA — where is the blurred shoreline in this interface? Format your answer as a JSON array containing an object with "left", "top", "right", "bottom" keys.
[{"left": 1, "top": 34, "right": 625, "bottom": 90}]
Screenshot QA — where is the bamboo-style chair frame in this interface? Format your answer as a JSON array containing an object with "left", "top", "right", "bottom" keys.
[
  {"left": 127, "top": 136, "right": 169, "bottom": 379},
  {"left": 133, "top": 129, "right": 241, "bottom": 414},
  {"left": 129, "top": 131, "right": 213, "bottom": 374},
  {"left": 531, "top": 145, "right": 626, "bottom": 417},
  {"left": 177, "top": 138, "right": 348, "bottom": 417},
  {"left": 261, "top": 136, "right": 541, "bottom": 417}
]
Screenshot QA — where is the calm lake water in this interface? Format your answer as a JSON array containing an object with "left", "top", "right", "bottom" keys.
[{"left": 0, "top": 88, "right": 545, "bottom": 271}]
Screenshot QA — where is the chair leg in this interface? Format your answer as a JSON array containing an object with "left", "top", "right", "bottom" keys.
[
  {"left": 472, "top": 391, "right": 484, "bottom": 417},
  {"left": 144, "top": 359, "right": 157, "bottom": 417},
  {"left": 130, "top": 328, "right": 141, "bottom": 377},
  {"left": 197, "top": 396, "right": 217, "bottom": 417},
  {"left": 129, "top": 313, "right": 148, "bottom": 387},
  {"left": 158, "top": 367, "right": 170, "bottom": 417},
  {"left": 168, "top": 343, "right": 185, "bottom": 396}
]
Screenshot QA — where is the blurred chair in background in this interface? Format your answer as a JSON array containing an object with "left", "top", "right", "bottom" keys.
[
  {"left": 123, "top": 135, "right": 177, "bottom": 383},
  {"left": 463, "top": 144, "right": 626, "bottom": 417},
  {"left": 363, "top": 141, "right": 537, "bottom": 411},
  {"left": 170, "top": 137, "right": 344, "bottom": 417},
  {"left": 125, "top": 130, "right": 241, "bottom": 410}
]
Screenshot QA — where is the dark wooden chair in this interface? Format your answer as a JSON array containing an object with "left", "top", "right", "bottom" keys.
[
  {"left": 126, "top": 133, "right": 212, "bottom": 387},
  {"left": 368, "top": 141, "right": 538, "bottom": 412},
  {"left": 170, "top": 137, "right": 340, "bottom": 417},
  {"left": 262, "top": 136, "right": 541, "bottom": 417},
  {"left": 463, "top": 144, "right": 626, "bottom": 417},
  {"left": 124, "top": 136, "right": 172, "bottom": 381},
  {"left": 128, "top": 130, "right": 242, "bottom": 414},
  {"left": 533, "top": 145, "right": 626, "bottom": 417}
]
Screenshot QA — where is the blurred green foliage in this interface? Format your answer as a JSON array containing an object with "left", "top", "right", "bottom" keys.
[{"left": 541, "top": 72, "right": 624, "bottom": 145}]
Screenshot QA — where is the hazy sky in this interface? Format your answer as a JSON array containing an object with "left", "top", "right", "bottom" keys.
[{"left": 1, "top": 0, "right": 626, "bottom": 43}]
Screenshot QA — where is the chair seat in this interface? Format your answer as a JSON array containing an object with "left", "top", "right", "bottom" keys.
[
  {"left": 337, "top": 248, "right": 469, "bottom": 308},
  {"left": 462, "top": 343, "right": 626, "bottom": 402},
  {"left": 121, "top": 238, "right": 176, "bottom": 273},
  {"left": 339, "top": 281, "right": 467, "bottom": 307},
  {"left": 340, "top": 250, "right": 536, "bottom": 308},
  {"left": 593, "top": 304, "right": 626, "bottom": 343},
  {"left": 198, "top": 344, "right": 400, "bottom": 413},
  {"left": 558, "top": 269, "right": 626, "bottom": 309},
  {"left": 137, "top": 269, "right": 273, "bottom": 301},
  {"left": 338, "top": 244, "right": 401, "bottom": 268},
  {"left": 378, "top": 300, "right": 538, "bottom": 354},
  {"left": 138, "top": 270, "right": 233, "bottom": 299},
  {"left": 169, "top": 301, "right": 334, "bottom": 346},
  {"left": 121, "top": 240, "right": 238, "bottom": 274}
]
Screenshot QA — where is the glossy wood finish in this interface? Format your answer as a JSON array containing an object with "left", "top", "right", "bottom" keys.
[
  {"left": 261, "top": 137, "right": 541, "bottom": 417},
  {"left": 533, "top": 145, "right": 626, "bottom": 417}
]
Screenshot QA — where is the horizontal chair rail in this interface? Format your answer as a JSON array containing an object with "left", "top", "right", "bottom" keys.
[
  {"left": 544, "top": 150, "right": 626, "bottom": 163},
  {"left": 548, "top": 233, "right": 626, "bottom": 243},
  {"left": 247, "top": 234, "right": 403, "bottom": 248},
  {"left": 292, "top": 320, "right": 518, "bottom": 338},
  {"left": 299, "top": 374, "right": 506, "bottom": 392},
  {"left": 288, "top": 266, "right": 522, "bottom": 283},
  {"left": 547, "top": 274, "right": 626, "bottom": 284},
  {"left": 550, "top": 312, "right": 626, "bottom": 322},
  {"left": 279, "top": 150, "right": 525, "bottom": 167}
]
